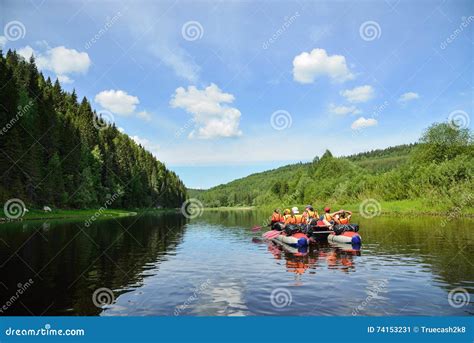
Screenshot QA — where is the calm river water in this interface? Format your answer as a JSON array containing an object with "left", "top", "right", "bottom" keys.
[{"left": 0, "top": 210, "right": 473, "bottom": 316}]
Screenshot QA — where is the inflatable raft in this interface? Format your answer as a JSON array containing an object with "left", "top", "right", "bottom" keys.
[
  {"left": 273, "top": 232, "right": 309, "bottom": 248},
  {"left": 327, "top": 230, "right": 361, "bottom": 245},
  {"left": 271, "top": 237, "right": 308, "bottom": 255}
]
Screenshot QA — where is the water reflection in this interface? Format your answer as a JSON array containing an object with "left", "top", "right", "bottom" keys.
[
  {"left": 0, "top": 210, "right": 472, "bottom": 316},
  {"left": 264, "top": 239, "right": 361, "bottom": 277},
  {"left": 0, "top": 213, "right": 187, "bottom": 315}
]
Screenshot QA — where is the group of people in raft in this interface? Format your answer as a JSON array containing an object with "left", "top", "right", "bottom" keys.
[{"left": 270, "top": 206, "right": 352, "bottom": 236}]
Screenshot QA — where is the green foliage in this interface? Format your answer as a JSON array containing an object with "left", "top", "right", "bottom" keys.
[
  {"left": 196, "top": 123, "right": 473, "bottom": 211},
  {"left": 412, "top": 122, "right": 472, "bottom": 163},
  {"left": 0, "top": 50, "right": 187, "bottom": 209}
]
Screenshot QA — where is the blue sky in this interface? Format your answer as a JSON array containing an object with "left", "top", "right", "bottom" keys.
[{"left": 2, "top": 0, "right": 473, "bottom": 188}]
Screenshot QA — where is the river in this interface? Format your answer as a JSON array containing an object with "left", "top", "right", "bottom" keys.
[{"left": 0, "top": 210, "right": 472, "bottom": 316}]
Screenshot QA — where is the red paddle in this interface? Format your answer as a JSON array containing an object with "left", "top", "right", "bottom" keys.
[
  {"left": 263, "top": 230, "right": 281, "bottom": 239},
  {"left": 251, "top": 224, "right": 270, "bottom": 232}
]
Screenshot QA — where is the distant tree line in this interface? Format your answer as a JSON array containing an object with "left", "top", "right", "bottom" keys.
[
  {"left": 197, "top": 122, "right": 473, "bottom": 209},
  {"left": 0, "top": 50, "right": 186, "bottom": 209}
]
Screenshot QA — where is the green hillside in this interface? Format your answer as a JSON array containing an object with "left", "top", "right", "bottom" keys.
[{"left": 195, "top": 125, "right": 473, "bottom": 213}]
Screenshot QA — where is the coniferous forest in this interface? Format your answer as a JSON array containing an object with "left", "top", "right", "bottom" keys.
[{"left": 0, "top": 50, "right": 186, "bottom": 209}]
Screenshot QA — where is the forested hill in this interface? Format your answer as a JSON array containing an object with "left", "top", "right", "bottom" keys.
[
  {"left": 0, "top": 50, "right": 186, "bottom": 209},
  {"left": 196, "top": 128, "right": 472, "bottom": 210}
]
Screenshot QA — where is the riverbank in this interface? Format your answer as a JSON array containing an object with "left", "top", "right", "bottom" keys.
[
  {"left": 0, "top": 208, "right": 138, "bottom": 223},
  {"left": 204, "top": 199, "right": 474, "bottom": 217},
  {"left": 203, "top": 206, "right": 254, "bottom": 211}
]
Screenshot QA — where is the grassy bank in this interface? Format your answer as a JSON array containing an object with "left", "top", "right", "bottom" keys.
[
  {"left": 0, "top": 208, "right": 138, "bottom": 222},
  {"left": 203, "top": 206, "right": 254, "bottom": 211},
  {"left": 245, "top": 199, "right": 474, "bottom": 217}
]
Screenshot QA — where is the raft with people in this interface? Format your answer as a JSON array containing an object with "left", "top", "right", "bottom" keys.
[{"left": 261, "top": 205, "right": 362, "bottom": 245}]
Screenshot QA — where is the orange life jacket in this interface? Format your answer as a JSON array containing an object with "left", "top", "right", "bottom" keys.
[
  {"left": 339, "top": 217, "right": 349, "bottom": 224},
  {"left": 271, "top": 213, "right": 283, "bottom": 223},
  {"left": 286, "top": 214, "right": 305, "bottom": 225},
  {"left": 324, "top": 213, "right": 333, "bottom": 222}
]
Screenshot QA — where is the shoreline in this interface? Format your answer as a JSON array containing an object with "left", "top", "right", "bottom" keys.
[
  {"left": 202, "top": 199, "right": 474, "bottom": 217},
  {"left": 2, "top": 201, "right": 473, "bottom": 224},
  {"left": 0, "top": 208, "right": 178, "bottom": 224}
]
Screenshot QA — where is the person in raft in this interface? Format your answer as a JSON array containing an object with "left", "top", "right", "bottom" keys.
[
  {"left": 270, "top": 209, "right": 284, "bottom": 230},
  {"left": 283, "top": 207, "right": 306, "bottom": 235},
  {"left": 302, "top": 205, "right": 318, "bottom": 225},
  {"left": 282, "top": 208, "right": 291, "bottom": 221},
  {"left": 335, "top": 210, "right": 352, "bottom": 224},
  {"left": 321, "top": 207, "right": 341, "bottom": 227}
]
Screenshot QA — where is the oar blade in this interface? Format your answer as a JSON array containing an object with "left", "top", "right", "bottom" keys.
[{"left": 263, "top": 230, "right": 280, "bottom": 239}]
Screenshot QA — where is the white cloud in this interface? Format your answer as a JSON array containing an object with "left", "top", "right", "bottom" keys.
[
  {"left": 131, "top": 135, "right": 150, "bottom": 146},
  {"left": 351, "top": 117, "right": 378, "bottom": 130},
  {"left": 94, "top": 90, "right": 139, "bottom": 116},
  {"left": 131, "top": 135, "right": 160, "bottom": 155},
  {"left": 94, "top": 90, "right": 152, "bottom": 121},
  {"left": 16, "top": 45, "right": 90, "bottom": 84},
  {"left": 398, "top": 92, "right": 419, "bottom": 103},
  {"left": 151, "top": 45, "right": 200, "bottom": 83},
  {"left": 0, "top": 36, "right": 7, "bottom": 48},
  {"left": 170, "top": 83, "right": 242, "bottom": 139},
  {"left": 118, "top": 127, "right": 125, "bottom": 133},
  {"left": 57, "top": 75, "right": 73, "bottom": 84},
  {"left": 341, "top": 85, "right": 374, "bottom": 103},
  {"left": 17, "top": 45, "right": 35, "bottom": 60},
  {"left": 36, "top": 46, "right": 90, "bottom": 75},
  {"left": 137, "top": 110, "right": 152, "bottom": 121},
  {"left": 292, "top": 48, "right": 355, "bottom": 84},
  {"left": 328, "top": 104, "right": 361, "bottom": 116}
]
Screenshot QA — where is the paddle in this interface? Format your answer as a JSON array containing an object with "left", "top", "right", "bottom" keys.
[
  {"left": 263, "top": 230, "right": 281, "bottom": 239},
  {"left": 251, "top": 224, "right": 270, "bottom": 232}
]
